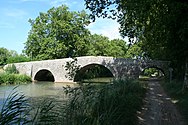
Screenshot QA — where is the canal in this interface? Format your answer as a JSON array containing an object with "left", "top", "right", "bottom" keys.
[{"left": 0, "top": 82, "right": 77, "bottom": 110}]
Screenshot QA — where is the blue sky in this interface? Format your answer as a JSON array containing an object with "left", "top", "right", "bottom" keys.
[{"left": 0, "top": 0, "right": 123, "bottom": 54}]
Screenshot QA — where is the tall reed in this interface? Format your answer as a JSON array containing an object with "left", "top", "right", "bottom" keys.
[
  {"left": 61, "top": 78, "right": 146, "bottom": 125},
  {"left": 0, "top": 87, "right": 60, "bottom": 125},
  {"left": 0, "top": 87, "right": 30, "bottom": 125}
]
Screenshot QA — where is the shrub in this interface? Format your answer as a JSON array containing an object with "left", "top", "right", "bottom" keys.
[
  {"left": 0, "top": 73, "right": 5, "bottom": 84},
  {"left": 14, "top": 74, "right": 31, "bottom": 84},
  {"left": 0, "top": 73, "right": 14, "bottom": 84},
  {"left": 4, "top": 74, "right": 15, "bottom": 84},
  {"left": 7, "top": 55, "right": 30, "bottom": 64},
  {"left": 4, "top": 64, "right": 18, "bottom": 74},
  {"left": 0, "top": 73, "right": 31, "bottom": 85}
]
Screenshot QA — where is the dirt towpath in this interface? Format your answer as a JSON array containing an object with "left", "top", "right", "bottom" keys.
[{"left": 138, "top": 79, "right": 185, "bottom": 125}]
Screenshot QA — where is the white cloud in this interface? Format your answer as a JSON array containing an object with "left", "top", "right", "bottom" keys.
[
  {"left": 3, "top": 8, "right": 28, "bottom": 19},
  {"left": 87, "top": 18, "right": 122, "bottom": 40}
]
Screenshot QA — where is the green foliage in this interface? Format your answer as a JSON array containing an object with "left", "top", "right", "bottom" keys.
[
  {"left": 75, "top": 65, "right": 113, "bottom": 82},
  {"left": 2, "top": 74, "right": 15, "bottom": 84},
  {"left": 87, "top": 34, "right": 128, "bottom": 57},
  {"left": 0, "top": 47, "right": 30, "bottom": 65},
  {"left": 0, "top": 64, "right": 31, "bottom": 84},
  {"left": 30, "top": 99, "right": 60, "bottom": 125},
  {"left": 62, "top": 79, "right": 146, "bottom": 125},
  {"left": 7, "top": 54, "right": 30, "bottom": 64},
  {"left": 65, "top": 58, "right": 81, "bottom": 80},
  {"left": 109, "top": 38, "right": 128, "bottom": 57},
  {"left": 0, "top": 47, "right": 10, "bottom": 65},
  {"left": 14, "top": 74, "right": 31, "bottom": 84},
  {"left": 4, "top": 64, "right": 18, "bottom": 74},
  {"left": 85, "top": 0, "right": 188, "bottom": 80},
  {"left": 144, "top": 68, "right": 157, "bottom": 76},
  {"left": 24, "top": 5, "right": 91, "bottom": 60},
  {"left": 141, "top": 68, "right": 163, "bottom": 77},
  {"left": 125, "top": 42, "right": 145, "bottom": 59},
  {"left": 24, "top": 4, "right": 129, "bottom": 60},
  {"left": 0, "top": 73, "right": 31, "bottom": 85}
]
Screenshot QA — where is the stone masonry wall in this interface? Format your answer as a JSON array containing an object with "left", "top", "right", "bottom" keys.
[{"left": 10, "top": 56, "right": 170, "bottom": 82}]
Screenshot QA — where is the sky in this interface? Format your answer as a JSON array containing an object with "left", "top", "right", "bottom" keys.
[{"left": 0, "top": 0, "right": 123, "bottom": 54}]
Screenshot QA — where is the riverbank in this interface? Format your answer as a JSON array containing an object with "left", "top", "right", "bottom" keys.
[
  {"left": 0, "top": 73, "right": 31, "bottom": 85},
  {"left": 0, "top": 65, "right": 31, "bottom": 85}
]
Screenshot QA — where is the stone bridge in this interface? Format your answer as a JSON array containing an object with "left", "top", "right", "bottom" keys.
[{"left": 10, "top": 56, "right": 170, "bottom": 82}]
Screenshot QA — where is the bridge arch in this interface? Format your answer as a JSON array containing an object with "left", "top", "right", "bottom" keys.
[
  {"left": 74, "top": 63, "right": 114, "bottom": 82},
  {"left": 34, "top": 69, "right": 55, "bottom": 82},
  {"left": 140, "top": 65, "right": 166, "bottom": 78}
]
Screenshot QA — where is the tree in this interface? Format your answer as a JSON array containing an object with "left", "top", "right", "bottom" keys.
[
  {"left": 87, "top": 34, "right": 110, "bottom": 56},
  {"left": 125, "top": 42, "right": 145, "bottom": 59},
  {"left": 24, "top": 5, "right": 91, "bottom": 60},
  {"left": 0, "top": 48, "right": 30, "bottom": 65},
  {"left": 84, "top": 0, "right": 188, "bottom": 80},
  {"left": 108, "top": 39, "right": 128, "bottom": 57},
  {"left": 0, "top": 47, "right": 10, "bottom": 65},
  {"left": 7, "top": 54, "right": 30, "bottom": 64},
  {"left": 87, "top": 34, "right": 128, "bottom": 57}
]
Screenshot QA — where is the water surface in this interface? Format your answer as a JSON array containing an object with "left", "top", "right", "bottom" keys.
[{"left": 0, "top": 82, "right": 77, "bottom": 109}]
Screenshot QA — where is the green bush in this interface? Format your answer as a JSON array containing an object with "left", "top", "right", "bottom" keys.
[
  {"left": 14, "top": 74, "right": 31, "bottom": 84},
  {"left": 7, "top": 55, "right": 30, "bottom": 64},
  {"left": 4, "top": 74, "right": 15, "bottom": 84},
  {"left": 0, "top": 73, "right": 31, "bottom": 85},
  {"left": 0, "top": 73, "right": 11, "bottom": 84},
  {"left": 0, "top": 73, "right": 5, "bottom": 84},
  {"left": 4, "top": 64, "right": 18, "bottom": 74}
]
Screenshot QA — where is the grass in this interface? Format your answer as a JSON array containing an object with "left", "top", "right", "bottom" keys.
[
  {"left": 0, "top": 73, "right": 31, "bottom": 85},
  {"left": 161, "top": 80, "right": 188, "bottom": 124}
]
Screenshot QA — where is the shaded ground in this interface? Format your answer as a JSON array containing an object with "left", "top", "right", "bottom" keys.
[{"left": 138, "top": 79, "right": 185, "bottom": 125}]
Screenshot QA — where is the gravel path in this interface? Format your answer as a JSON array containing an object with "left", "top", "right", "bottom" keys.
[{"left": 138, "top": 79, "right": 185, "bottom": 125}]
